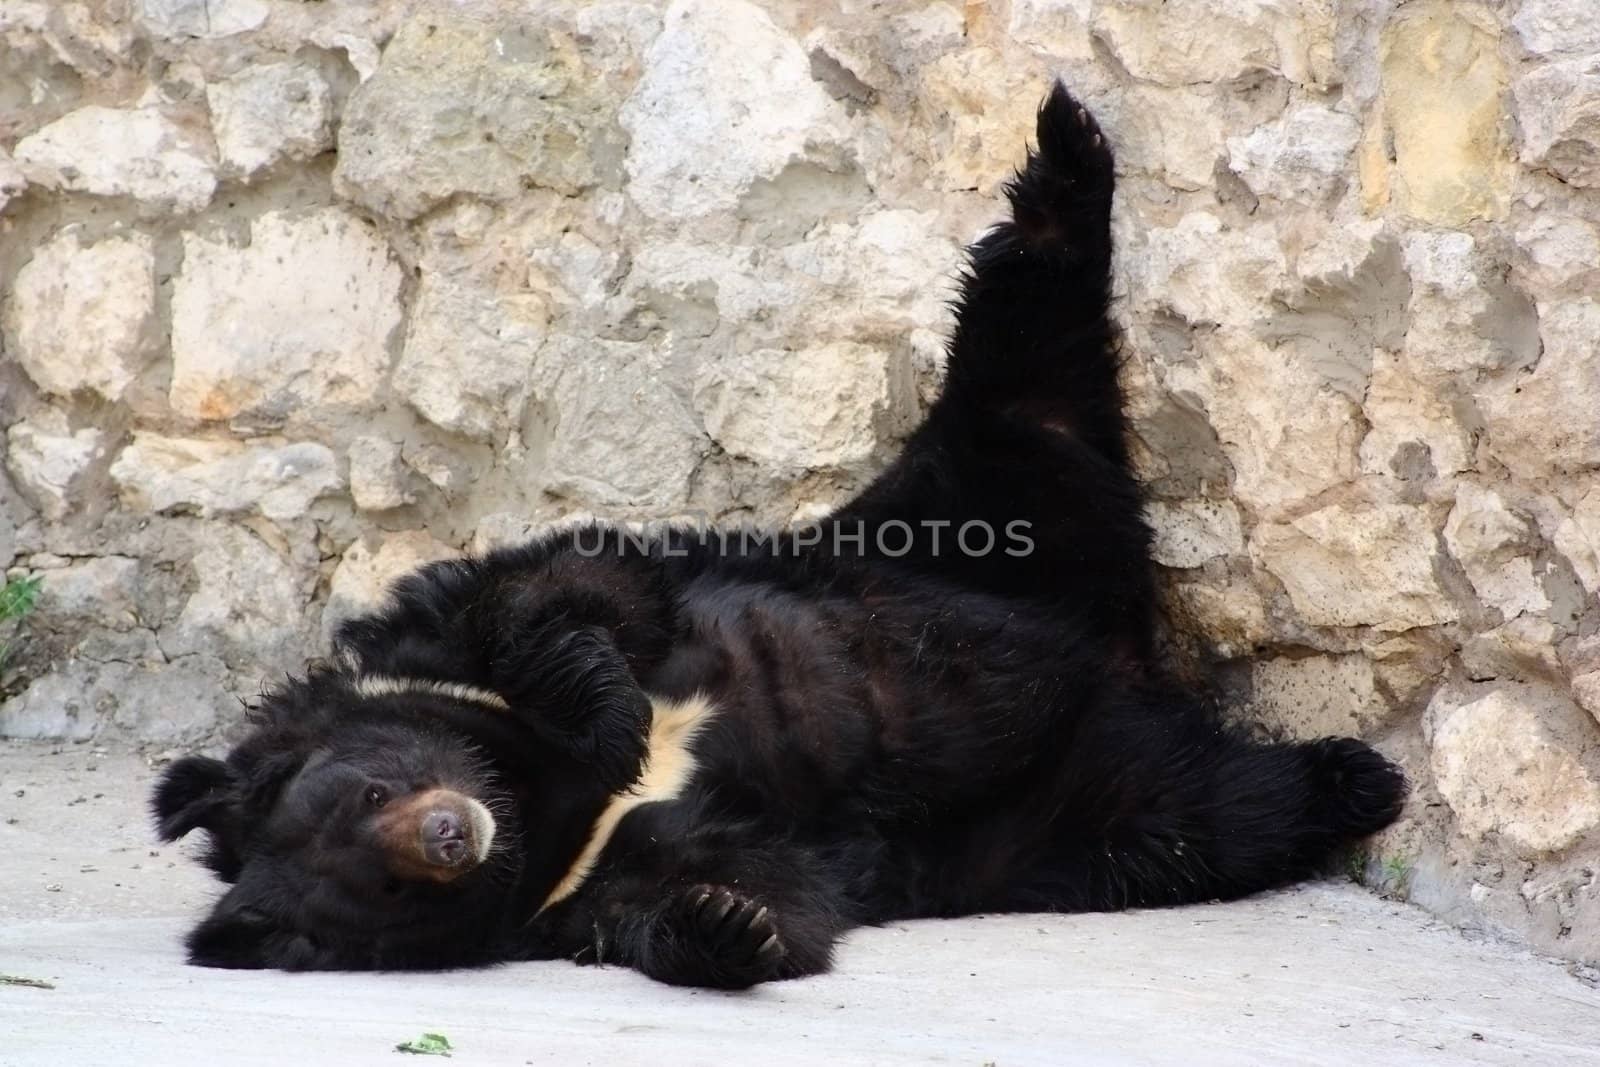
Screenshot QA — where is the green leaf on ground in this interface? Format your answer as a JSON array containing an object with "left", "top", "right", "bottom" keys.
[
  {"left": 0, "top": 974, "right": 56, "bottom": 990},
  {"left": 395, "top": 1033, "right": 453, "bottom": 1057}
]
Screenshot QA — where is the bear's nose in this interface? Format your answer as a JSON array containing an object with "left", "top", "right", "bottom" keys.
[{"left": 422, "top": 810, "right": 467, "bottom": 867}]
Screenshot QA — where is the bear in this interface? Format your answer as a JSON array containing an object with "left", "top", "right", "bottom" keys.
[{"left": 152, "top": 84, "right": 1406, "bottom": 990}]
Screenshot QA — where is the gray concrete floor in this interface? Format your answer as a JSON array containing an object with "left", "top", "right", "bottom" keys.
[{"left": 3, "top": 741, "right": 1599, "bottom": 1067}]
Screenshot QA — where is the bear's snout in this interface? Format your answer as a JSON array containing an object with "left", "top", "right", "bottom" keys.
[
  {"left": 375, "top": 788, "right": 496, "bottom": 883},
  {"left": 423, "top": 809, "right": 467, "bottom": 867}
]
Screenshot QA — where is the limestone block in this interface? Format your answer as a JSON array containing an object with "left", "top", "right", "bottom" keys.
[
  {"left": 1372, "top": 3, "right": 1511, "bottom": 224},
  {"left": 694, "top": 341, "right": 913, "bottom": 474},
  {"left": 1147, "top": 498, "right": 1244, "bottom": 569},
  {"left": 1134, "top": 213, "right": 1287, "bottom": 326},
  {"left": 207, "top": 61, "right": 333, "bottom": 177},
  {"left": 1092, "top": 0, "right": 1335, "bottom": 88},
  {"left": 169, "top": 209, "right": 403, "bottom": 424},
  {"left": 1358, "top": 349, "right": 1475, "bottom": 479},
  {"left": 1227, "top": 106, "right": 1360, "bottom": 203},
  {"left": 1253, "top": 503, "right": 1458, "bottom": 631},
  {"left": 535, "top": 335, "right": 705, "bottom": 509},
  {"left": 394, "top": 278, "right": 546, "bottom": 441},
  {"left": 13, "top": 106, "right": 216, "bottom": 213},
  {"left": 1443, "top": 484, "right": 1551, "bottom": 619},
  {"left": 1175, "top": 328, "right": 1360, "bottom": 515},
  {"left": 4, "top": 229, "right": 156, "bottom": 401},
  {"left": 1515, "top": 212, "right": 1600, "bottom": 289},
  {"left": 621, "top": 0, "right": 852, "bottom": 219},
  {"left": 4, "top": 412, "right": 104, "bottom": 522},
  {"left": 0, "top": 149, "right": 26, "bottom": 213},
  {"left": 1429, "top": 686, "right": 1600, "bottom": 853},
  {"left": 1006, "top": 0, "right": 1093, "bottom": 60},
  {"left": 1400, "top": 231, "right": 1537, "bottom": 381},
  {"left": 1511, "top": 0, "right": 1600, "bottom": 57},
  {"left": 138, "top": 0, "right": 268, "bottom": 39},
  {"left": 0, "top": 656, "right": 232, "bottom": 743},
  {"left": 1513, "top": 57, "right": 1600, "bottom": 188},
  {"left": 348, "top": 436, "right": 413, "bottom": 512},
  {"left": 1249, "top": 654, "right": 1388, "bottom": 740},
  {"left": 336, "top": 15, "right": 628, "bottom": 219},
  {"left": 35, "top": 556, "right": 140, "bottom": 629},
  {"left": 1554, "top": 487, "right": 1600, "bottom": 595},
  {"left": 164, "top": 524, "right": 302, "bottom": 668},
  {"left": 110, "top": 433, "right": 342, "bottom": 522},
  {"left": 1479, "top": 299, "right": 1600, "bottom": 478}
]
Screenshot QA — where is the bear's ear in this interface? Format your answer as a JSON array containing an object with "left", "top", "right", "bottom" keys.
[{"left": 152, "top": 756, "right": 238, "bottom": 842}]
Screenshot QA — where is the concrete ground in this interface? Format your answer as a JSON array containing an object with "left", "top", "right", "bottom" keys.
[{"left": 3, "top": 741, "right": 1598, "bottom": 1067}]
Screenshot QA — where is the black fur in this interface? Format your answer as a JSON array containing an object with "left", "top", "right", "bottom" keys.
[{"left": 153, "top": 84, "right": 1406, "bottom": 989}]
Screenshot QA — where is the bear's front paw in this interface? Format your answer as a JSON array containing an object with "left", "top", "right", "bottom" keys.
[{"left": 645, "top": 885, "right": 788, "bottom": 989}]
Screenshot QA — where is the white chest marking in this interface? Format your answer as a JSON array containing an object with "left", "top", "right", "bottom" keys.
[{"left": 539, "top": 694, "right": 718, "bottom": 912}]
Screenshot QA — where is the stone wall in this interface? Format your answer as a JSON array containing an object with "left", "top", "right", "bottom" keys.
[{"left": 2, "top": 0, "right": 1597, "bottom": 967}]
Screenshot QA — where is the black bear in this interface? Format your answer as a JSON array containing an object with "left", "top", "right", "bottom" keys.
[{"left": 153, "top": 84, "right": 1406, "bottom": 989}]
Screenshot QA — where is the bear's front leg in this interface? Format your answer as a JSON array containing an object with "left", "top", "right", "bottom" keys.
[
  {"left": 490, "top": 617, "right": 654, "bottom": 792},
  {"left": 619, "top": 884, "right": 791, "bottom": 989}
]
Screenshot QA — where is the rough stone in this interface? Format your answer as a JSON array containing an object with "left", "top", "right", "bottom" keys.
[
  {"left": 13, "top": 106, "right": 216, "bottom": 213},
  {"left": 348, "top": 436, "right": 413, "bottom": 512},
  {"left": 1373, "top": 3, "right": 1511, "bottom": 224},
  {"left": 4, "top": 412, "right": 105, "bottom": 523},
  {"left": 1358, "top": 348, "right": 1475, "bottom": 479},
  {"left": 1134, "top": 214, "right": 1287, "bottom": 327},
  {"left": 1249, "top": 654, "right": 1387, "bottom": 740},
  {"left": 1443, "top": 484, "right": 1551, "bottom": 619},
  {"left": 620, "top": 0, "right": 851, "bottom": 220},
  {"left": 1400, "top": 230, "right": 1537, "bottom": 381},
  {"left": 1461, "top": 617, "right": 1565, "bottom": 682},
  {"left": 0, "top": 649, "right": 232, "bottom": 744},
  {"left": 1253, "top": 503, "right": 1458, "bottom": 631},
  {"left": 35, "top": 557, "right": 141, "bottom": 630},
  {"left": 1227, "top": 106, "right": 1360, "bottom": 203},
  {"left": 335, "top": 14, "right": 627, "bottom": 219},
  {"left": 1147, "top": 498, "right": 1244, "bottom": 569},
  {"left": 1006, "top": 0, "right": 1092, "bottom": 60},
  {"left": 206, "top": 61, "right": 333, "bottom": 177},
  {"left": 535, "top": 335, "right": 704, "bottom": 509},
  {"left": 0, "top": 148, "right": 26, "bottom": 213},
  {"left": 109, "top": 433, "right": 342, "bottom": 522},
  {"left": 1092, "top": 0, "right": 1333, "bottom": 88},
  {"left": 138, "top": 0, "right": 268, "bottom": 39},
  {"left": 1429, "top": 686, "right": 1600, "bottom": 853},
  {"left": 4, "top": 229, "right": 156, "bottom": 401},
  {"left": 1515, "top": 211, "right": 1600, "bottom": 289},
  {"left": 169, "top": 209, "right": 403, "bottom": 425},
  {"left": 919, "top": 47, "right": 1052, "bottom": 193},
  {"left": 695, "top": 341, "right": 913, "bottom": 474},
  {"left": 1479, "top": 299, "right": 1600, "bottom": 478},
  {"left": 163, "top": 524, "right": 303, "bottom": 669},
  {"left": 1169, "top": 328, "right": 1360, "bottom": 515},
  {"left": 1554, "top": 487, "right": 1600, "bottom": 596},
  {"left": 1511, "top": 0, "right": 1600, "bottom": 57},
  {"left": 1513, "top": 57, "right": 1600, "bottom": 189},
  {"left": 1574, "top": 671, "right": 1600, "bottom": 725},
  {"left": 322, "top": 531, "right": 456, "bottom": 644},
  {"left": 394, "top": 278, "right": 547, "bottom": 441}
]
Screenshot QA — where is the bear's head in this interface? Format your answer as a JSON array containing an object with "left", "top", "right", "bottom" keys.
[{"left": 152, "top": 665, "right": 609, "bottom": 970}]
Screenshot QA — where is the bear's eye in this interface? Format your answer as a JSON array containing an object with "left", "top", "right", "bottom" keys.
[{"left": 365, "top": 784, "right": 388, "bottom": 809}]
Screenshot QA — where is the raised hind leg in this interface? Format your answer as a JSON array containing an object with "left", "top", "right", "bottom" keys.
[
  {"left": 997, "top": 701, "right": 1409, "bottom": 911},
  {"left": 830, "top": 84, "right": 1153, "bottom": 647}
]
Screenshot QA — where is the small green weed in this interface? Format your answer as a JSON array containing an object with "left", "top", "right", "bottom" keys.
[{"left": 0, "top": 574, "right": 43, "bottom": 666}]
